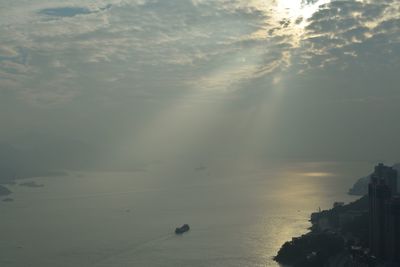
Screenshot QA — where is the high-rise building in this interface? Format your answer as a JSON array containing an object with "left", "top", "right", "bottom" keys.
[
  {"left": 386, "top": 196, "right": 400, "bottom": 264},
  {"left": 369, "top": 176, "right": 391, "bottom": 259},
  {"left": 368, "top": 163, "right": 399, "bottom": 263},
  {"left": 368, "top": 163, "right": 400, "bottom": 261},
  {"left": 374, "top": 163, "right": 397, "bottom": 194}
]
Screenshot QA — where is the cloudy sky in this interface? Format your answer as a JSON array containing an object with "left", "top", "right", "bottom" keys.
[{"left": 1, "top": 0, "right": 400, "bottom": 172}]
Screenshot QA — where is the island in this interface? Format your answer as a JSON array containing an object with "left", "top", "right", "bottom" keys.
[
  {"left": 19, "top": 181, "right": 44, "bottom": 188},
  {"left": 348, "top": 175, "right": 369, "bottom": 196},
  {"left": 0, "top": 185, "right": 12, "bottom": 196}
]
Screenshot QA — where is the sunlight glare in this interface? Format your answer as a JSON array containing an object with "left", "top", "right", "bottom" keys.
[
  {"left": 269, "top": 0, "right": 332, "bottom": 47},
  {"left": 276, "top": 0, "right": 332, "bottom": 26}
]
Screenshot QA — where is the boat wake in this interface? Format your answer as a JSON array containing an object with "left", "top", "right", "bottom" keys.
[{"left": 91, "top": 232, "right": 175, "bottom": 266}]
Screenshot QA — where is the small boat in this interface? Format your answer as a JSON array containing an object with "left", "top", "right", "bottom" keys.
[{"left": 175, "top": 224, "right": 190, "bottom": 234}]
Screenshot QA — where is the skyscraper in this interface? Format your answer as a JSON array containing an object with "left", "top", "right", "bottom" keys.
[
  {"left": 369, "top": 176, "right": 391, "bottom": 259},
  {"left": 374, "top": 163, "right": 397, "bottom": 195},
  {"left": 386, "top": 196, "right": 400, "bottom": 264},
  {"left": 368, "top": 163, "right": 399, "bottom": 262}
]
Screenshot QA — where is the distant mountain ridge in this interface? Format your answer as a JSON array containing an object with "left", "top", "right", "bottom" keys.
[{"left": 348, "top": 163, "right": 400, "bottom": 196}]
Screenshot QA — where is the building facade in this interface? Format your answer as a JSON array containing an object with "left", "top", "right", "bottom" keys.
[
  {"left": 386, "top": 196, "right": 400, "bottom": 264},
  {"left": 368, "top": 163, "right": 399, "bottom": 263}
]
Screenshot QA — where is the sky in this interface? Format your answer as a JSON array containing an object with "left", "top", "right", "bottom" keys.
[{"left": 1, "top": 0, "right": 400, "bottom": 175}]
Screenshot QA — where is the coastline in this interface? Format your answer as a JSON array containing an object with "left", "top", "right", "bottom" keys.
[{"left": 274, "top": 196, "right": 368, "bottom": 266}]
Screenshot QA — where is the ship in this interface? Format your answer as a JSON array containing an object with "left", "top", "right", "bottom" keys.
[{"left": 175, "top": 224, "right": 190, "bottom": 234}]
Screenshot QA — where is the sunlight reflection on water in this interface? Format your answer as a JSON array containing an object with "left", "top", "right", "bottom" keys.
[{"left": 0, "top": 160, "right": 369, "bottom": 266}]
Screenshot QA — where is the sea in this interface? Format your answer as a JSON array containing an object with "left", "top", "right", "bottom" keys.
[{"left": 0, "top": 160, "right": 373, "bottom": 266}]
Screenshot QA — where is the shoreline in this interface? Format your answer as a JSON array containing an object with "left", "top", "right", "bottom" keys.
[{"left": 274, "top": 196, "right": 368, "bottom": 266}]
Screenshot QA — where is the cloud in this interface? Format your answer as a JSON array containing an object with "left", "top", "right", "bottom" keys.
[
  {"left": 0, "top": 46, "right": 19, "bottom": 57},
  {"left": 291, "top": 0, "right": 400, "bottom": 72},
  {"left": 0, "top": 0, "right": 400, "bottom": 107},
  {"left": 39, "top": 7, "right": 92, "bottom": 17},
  {"left": 1, "top": 0, "right": 280, "bottom": 102}
]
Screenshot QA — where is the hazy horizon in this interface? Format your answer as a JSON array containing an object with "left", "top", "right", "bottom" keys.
[{"left": 1, "top": 0, "right": 400, "bottom": 178}]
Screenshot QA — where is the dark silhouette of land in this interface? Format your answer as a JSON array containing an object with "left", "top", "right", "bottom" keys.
[
  {"left": 348, "top": 163, "right": 400, "bottom": 196},
  {"left": 19, "top": 181, "right": 44, "bottom": 188},
  {"left": 275, "top": 163, "right": 400, "bottom": 266},
  {"left": 0, "top": 185, "right": 11, "bottom": 196},
  {"left": 275, "top": 196, "right": 369, "bottom": 266}
]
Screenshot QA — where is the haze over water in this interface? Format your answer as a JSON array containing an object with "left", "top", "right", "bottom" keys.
[
  {"left": 1, "top": 0, "right": 400, "bottom": 266},
  {"left": 0, "top": 160, "right": 371, "bottom": 266}
]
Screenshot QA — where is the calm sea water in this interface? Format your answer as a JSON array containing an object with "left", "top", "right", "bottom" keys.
[{"left": 0, "top": 160, "right": 372, "bottom": 266}]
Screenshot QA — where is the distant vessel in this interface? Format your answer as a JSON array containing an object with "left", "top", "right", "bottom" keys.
[{"left": 175, "top": 224, "right": 190, "bottom": 234}]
